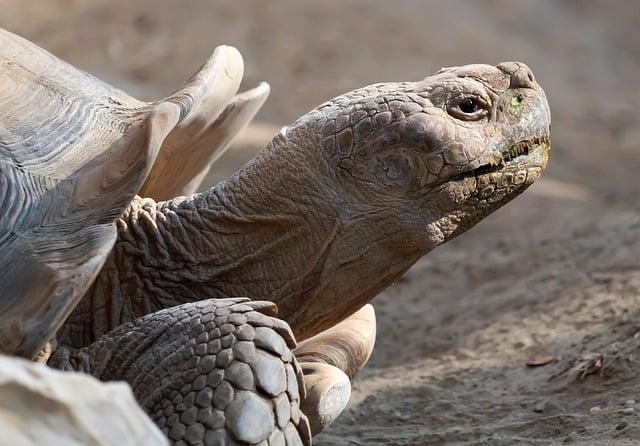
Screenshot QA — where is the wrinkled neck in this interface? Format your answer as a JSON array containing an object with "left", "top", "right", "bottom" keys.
[
  {"left": 150, "top": 134, "right": 344, "bottom": 329},
  {"left": 154, "top": 132, "right": 426, "bottom": 339},
  {"left": 142, "top": 130, "right": 429, "bottom": 339},
  {"left": 69, "top": 131, "right": 427, "bottom": 347}
]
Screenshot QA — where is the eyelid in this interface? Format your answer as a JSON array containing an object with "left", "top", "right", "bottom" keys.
[
  {"left": 447, "top": 94, "right": 490, "bottom": 121},
  {"left": 459, "top": 94, "right": 490, "bottom": 109}
]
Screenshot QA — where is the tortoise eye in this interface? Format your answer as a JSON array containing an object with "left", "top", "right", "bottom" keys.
[
  {"left": 448, "top": 96, "right": 489, "bottom": 121},
  {"left": 459, "top": 98, "right": 478, "bottom": 113}
]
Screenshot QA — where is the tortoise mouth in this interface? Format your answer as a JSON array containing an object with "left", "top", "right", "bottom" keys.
[{"left": 450, "top": 134, "right": 550, "bottom": 182}]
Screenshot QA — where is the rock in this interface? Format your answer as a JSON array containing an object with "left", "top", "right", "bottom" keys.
[
  {"left": 589, "top": 406, "right": 602, "bottom": 415},
  {"left": 562, "top": 431, "right": 579, "bottom": 443},
  {"left": 225, "top": 391, "right": 274, "bottom": 443},
  {"left": 533, "top": 399, "right": 563, "bottom": 414},
  {"left": 533, "top": 401, "right": 544, "bottom": 413},
  {"left": 0, "top": 354, "right": 168, "bottom": 446},
  {"left": 616, "top": 419, "right": 629, "bottom": 430}
]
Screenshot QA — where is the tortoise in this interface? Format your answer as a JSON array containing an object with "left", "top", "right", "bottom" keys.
[{"left": 0, "top": 27, "right": 551, "bottom": 445}]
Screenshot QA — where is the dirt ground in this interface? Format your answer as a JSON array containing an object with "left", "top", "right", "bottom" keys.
[{"left": 2, "top": 1, "right": 640, "bottom": 444}]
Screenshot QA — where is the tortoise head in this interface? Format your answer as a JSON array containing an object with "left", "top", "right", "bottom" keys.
[
  {"left": 265, "top": 62, "right": 551, "bottom": 335},
  {"left": 285, "top": 61, "right": 550, "bottom": 249}
]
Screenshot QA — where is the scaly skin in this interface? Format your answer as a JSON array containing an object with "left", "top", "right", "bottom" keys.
[
  {"left": 51, "top": 62, "right": 550, "bottom": 444},
  {"left": 52, "top": 299, "right": 311, "bottom": 445}
]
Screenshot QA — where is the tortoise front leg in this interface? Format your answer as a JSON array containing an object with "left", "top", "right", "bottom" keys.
[{"left": 49, "top": 298, "right": 356, "bottom": 445}]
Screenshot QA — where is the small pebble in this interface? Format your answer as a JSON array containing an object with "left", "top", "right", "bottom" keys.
[
  {"left": 616, "top": 419, "right": 629, "bottom": 430},
  {"left": 589, "top": 406, "right": 602, "bottom": 415},
  {"left": 621, "top": 407, "right": 634, "bottom": 415},
  {"left": 625, "top": 399, "right": 636, "bottom": 407}
]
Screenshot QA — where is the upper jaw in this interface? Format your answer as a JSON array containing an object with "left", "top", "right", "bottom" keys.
[
  {"left": 486, "top": 133, "right": 550, "bottom": 169},
  {"left": 446, "top": 132, "right": 551, "bottom": 183}
]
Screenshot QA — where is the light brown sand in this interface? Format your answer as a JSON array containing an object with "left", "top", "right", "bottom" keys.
[{"left": 3, "top": 1, "right": 640, "bottom": 443}]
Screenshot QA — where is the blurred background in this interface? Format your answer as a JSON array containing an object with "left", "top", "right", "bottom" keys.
[{"left": 3, "top": 1, "right": 639, "bottom": 444}]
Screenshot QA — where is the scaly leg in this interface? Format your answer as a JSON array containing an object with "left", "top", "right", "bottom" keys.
[{"left": 50, "top": 298, "right": 311, "bottom": 445}]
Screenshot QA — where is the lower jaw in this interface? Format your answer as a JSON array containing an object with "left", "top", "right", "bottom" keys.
[
  {"left": 425, "top": 143, "right": 549, "bottom": 246},
  {"left": 469, "top": 164, "right": 544, "bottom": 204},
  {"left": 452, "top": 141, "right": 549, "bottom": 204},
  {"left": 432, "top": 162, "right": 546, "bottom": 242}
]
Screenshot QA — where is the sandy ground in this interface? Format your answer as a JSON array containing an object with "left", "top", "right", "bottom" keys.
[{"left": 2, "top": 1, "right": 640, "bottom": 444}]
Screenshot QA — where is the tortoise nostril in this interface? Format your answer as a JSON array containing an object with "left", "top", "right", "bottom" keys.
[
  {"left": 497, "top": 62, "right": 537, "bottom": 90},
  {"left": 510, "top": 66, "right": 537, "bottom": 90}
]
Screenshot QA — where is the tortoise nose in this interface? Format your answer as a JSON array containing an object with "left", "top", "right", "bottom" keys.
[{"left": 497, "top": 61, "right": 537, "bottom": 90}]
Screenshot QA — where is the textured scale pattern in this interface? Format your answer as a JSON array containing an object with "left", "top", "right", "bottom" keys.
[
  {"left": 0, "top": 28, "right": 179, "bottom": 358},
  {"left": 0, "top": 26, "right": 267, "bottom": 363},
  {"left": 315, "top": 83, "right": 492, "bottom": 188},
  {"left": 50, "top": 298, "right": 311, "bottom": 446}
]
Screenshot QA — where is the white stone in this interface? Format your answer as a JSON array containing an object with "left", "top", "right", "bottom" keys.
[{"left": 0, "top": 354, "right": 168, "bottom": 446}]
